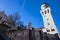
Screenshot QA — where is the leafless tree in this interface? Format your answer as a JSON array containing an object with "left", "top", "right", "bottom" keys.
[{"left": 7, "top": 12, "right": 22, "bottom": 27}]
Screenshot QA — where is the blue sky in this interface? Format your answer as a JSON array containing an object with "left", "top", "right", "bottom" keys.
[{"left": 0, "top": 0, "right": 60, "bottom": 33}]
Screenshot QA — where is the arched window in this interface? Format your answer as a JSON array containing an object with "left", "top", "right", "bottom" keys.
[
  {"left": 47, "top": 23, "right": 50, "bottom": 25},
  {"left": 47, "top": 9, "right": 49, "bottom": 13},
  {"left": 42, "top": 12, "right": 44, "bottom": 15},
  {"left": 45, "top": 11, "right": 46, "bottom": 14}
]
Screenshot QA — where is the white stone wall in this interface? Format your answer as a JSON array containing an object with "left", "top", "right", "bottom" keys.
[{"left": 40, "top": 4, "right": 58, "bottom": 34}]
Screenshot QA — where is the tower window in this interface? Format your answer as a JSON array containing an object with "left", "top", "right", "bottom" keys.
[
  {"left": 47, "top": 23, "right": 50, "bottom": 25},
  {"left": 47, "top": 30, "right": 50, "bottom": 32},
  {"left": 42, "top": 12, "right": 44, "bottom": 15},
  {"left": 45, "top": 11, "right": 46, "bottom": 14},
  {"left": 51, "top": 29, "right": 55, "bottom": 31},
  {"left": 47, "top": 9, "right": 49, "bottom": 13},
  {"left": 47, "top": 19, "right": 49, "bottom": 21}
]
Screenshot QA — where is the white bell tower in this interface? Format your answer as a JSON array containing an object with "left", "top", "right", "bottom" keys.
[{"left": 40, "top": 3, "right": 58, "bottom": 34}]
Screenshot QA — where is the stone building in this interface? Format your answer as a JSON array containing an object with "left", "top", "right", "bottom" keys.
[{"left": 0, "top": 12, "right": 59, "bottom": 40}]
